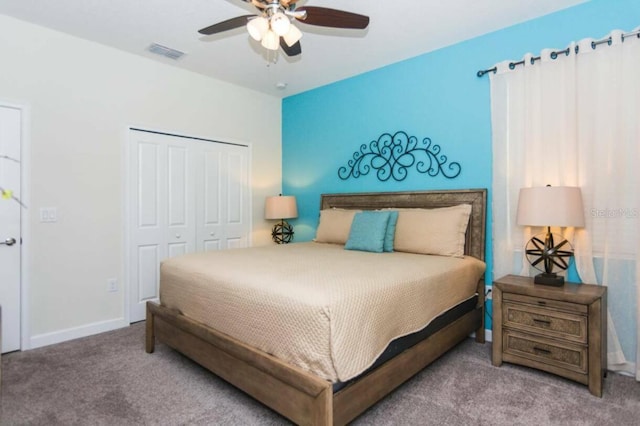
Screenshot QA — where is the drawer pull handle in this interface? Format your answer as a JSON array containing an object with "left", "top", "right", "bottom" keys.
[
  {"left": 533, "top": 318, "right": 552, "bottom": 326},
  {"left": 533, "top": 347, "right": 552, "bottom": 355}
]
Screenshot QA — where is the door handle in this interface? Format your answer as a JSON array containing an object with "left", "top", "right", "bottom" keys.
[{"left": 1, "top": 237, "right": 16, "bottom": 246}]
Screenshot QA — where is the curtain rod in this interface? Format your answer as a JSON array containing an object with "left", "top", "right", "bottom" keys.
[{"left": 476, "top": 28, "right": 640, "bottom": 78}]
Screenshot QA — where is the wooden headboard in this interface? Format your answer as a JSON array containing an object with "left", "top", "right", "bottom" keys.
[{"left": 320, "top": 189, "right": 487, "bottom": 262}]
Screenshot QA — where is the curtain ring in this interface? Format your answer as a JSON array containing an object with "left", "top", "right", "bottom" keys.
[{"left": 476, "top": 67, "right": 496, "bottom": 77}]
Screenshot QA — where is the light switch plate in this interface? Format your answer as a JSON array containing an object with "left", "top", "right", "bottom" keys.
[{"left": 40, "top": 207, "right": 57, "bottom": 223}]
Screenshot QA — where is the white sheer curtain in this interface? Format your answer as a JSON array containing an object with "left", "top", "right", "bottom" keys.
[{"left": 491, "top": 29, "right": 640, "bottom": 379}]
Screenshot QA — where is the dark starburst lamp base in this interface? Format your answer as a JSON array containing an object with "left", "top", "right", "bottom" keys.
[
  {"left": 525, "top": 227, "right": 574, "bottom": 287},
  {"left": 271, "top": 220, "right": 294, "bottom": 244},
  {"left": 534, "top": 272, "right": 565, "bottom": 286}
]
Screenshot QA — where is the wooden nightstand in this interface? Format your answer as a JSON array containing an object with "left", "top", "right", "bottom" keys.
[{"left": 492, "top": 275, "right": 607, "bottom": 397}]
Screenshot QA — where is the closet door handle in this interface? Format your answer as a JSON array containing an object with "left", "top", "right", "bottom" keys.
[{"left": 0, "top": 237, "right": 16, "bottom": 246}]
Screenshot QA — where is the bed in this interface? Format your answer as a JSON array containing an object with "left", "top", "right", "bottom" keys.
[{"left": 146, "top": 189, "right": 487, "bottom": 425}]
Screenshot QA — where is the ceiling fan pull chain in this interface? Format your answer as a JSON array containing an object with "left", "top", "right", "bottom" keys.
[{"left": 266, "top": 49, "right": 278, "bottom": 65}]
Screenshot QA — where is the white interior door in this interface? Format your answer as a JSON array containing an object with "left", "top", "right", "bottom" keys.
[
  {"left": 166, "top": 143, "right": 196, "bottom": 258},
  {"left": 128, "top": 129, "right": 250, "bottom": 322},
  {"left": 196, "top": 143, "right": 250, "bottom": 251},
  {"left": 0, "top": 105, "right": 22, "bottom": 353}
]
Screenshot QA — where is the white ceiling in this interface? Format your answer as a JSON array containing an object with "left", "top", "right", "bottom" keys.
[{"left": 0, "top": 0, "right": 586, "bottom": 98}]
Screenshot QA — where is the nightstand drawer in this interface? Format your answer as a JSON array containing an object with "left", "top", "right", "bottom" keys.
[
  {"left": 503, "top": 330, "right": 588, "bottom": 375},
  {"left": 503, "top": 302, "right": 587, "bottom": 344},
  {"left": 503, "top": 293, "right": 588, "bottom": 314}
]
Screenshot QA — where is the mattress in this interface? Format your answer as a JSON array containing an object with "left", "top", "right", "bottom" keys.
[
  {"left": 160, "top": 242, "right": 486, "bottom": 382},
  {"left": 333, "top": 295, "right": 478, "bottom": 392}
]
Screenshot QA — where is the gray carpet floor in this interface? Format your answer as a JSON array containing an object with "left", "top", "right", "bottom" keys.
[{"left": 1, "top": 322, "right": 639, "bottom": 425}]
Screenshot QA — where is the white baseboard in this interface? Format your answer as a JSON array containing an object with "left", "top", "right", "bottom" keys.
[
  {"left": 470, "top": 329, "right": 492, "bottom": 342},
  {"left": 28, "top": 317, "right": 129, "bottom": 350}
]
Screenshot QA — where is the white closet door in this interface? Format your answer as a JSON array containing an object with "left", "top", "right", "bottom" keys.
[
  {"left": 224, "top": 148, "right": 250, "bottom": 249},
  {"left": 196, "top": 143, "right": 250, "bottom": 251},
  {"left": 128, "top": 129, "right": 250, "bottom": 322},
  {"left": 0, "top": 105, "right": 22, "bottom": 353},
  {"left": 129, "top": 132, "right": 170, "bottom": 323},
  {"left": 166, "top": 143, "right": 196, "bottom": 258}
]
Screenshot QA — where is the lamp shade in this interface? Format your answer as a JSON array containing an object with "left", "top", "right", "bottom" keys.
[
  {"left": 261, "top": 29, "right": 280, "bottom": 50},
  {"left": 516, "top": 186, "right": 585, "bottom": 227},
  {"left": 283, "top": 23, "right": 302, "bottom": 47},
  {"left": 265, "top": 195, "right": 298, "bottom": 219},
  {"left": 247, "top": 16, "right": 269, "bottom": 41},
  {"left": 270, "top": 12, "right": 291, "bottom": 36}
]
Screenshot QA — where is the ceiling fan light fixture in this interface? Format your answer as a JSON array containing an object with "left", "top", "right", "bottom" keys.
[
  {"left": 247, "top": 16, "right": 269, "bottom": 41},
  {"left": 198, "top": 2, "right": 370, "bottom": 58},
  {"left": 283, "top": 24, "right": 302, "bottom": 47},
  {"left": 270, "top": 12, "right": 291, "bottom": 37},
  {"left": 261, "top": 29, "right": 280, "bottom": 50}
]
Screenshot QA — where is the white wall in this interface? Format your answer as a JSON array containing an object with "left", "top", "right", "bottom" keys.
[{"left": 0, "top": 14, "right": 282, "bottom": 347}]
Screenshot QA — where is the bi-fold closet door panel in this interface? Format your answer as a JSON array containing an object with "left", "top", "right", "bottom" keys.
[
  {"left": 128, "top": 129, "right": 250, "bottom": 322},
  {"left": 0, "top": 104, "right": 23, "bottom": 353},
  {"left": 196, "top": 143, "right": 249, "bottom": 252}
]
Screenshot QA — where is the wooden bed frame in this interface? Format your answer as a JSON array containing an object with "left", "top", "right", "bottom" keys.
[{"left": 146, "top": 189, "right": 487, "bottom": 425}]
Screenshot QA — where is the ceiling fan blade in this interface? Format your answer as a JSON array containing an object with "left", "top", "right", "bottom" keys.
[
  {"left": 295, "top": 7, "right": 369, "bottom": 29},
  {"left": 280, "top": 38, "right": 302, "bottom": 56},
  {"left": 198, "top": 15, "right": 255, "bottom": 35}
]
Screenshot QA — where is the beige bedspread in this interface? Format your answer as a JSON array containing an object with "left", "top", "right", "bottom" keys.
[{"left": 160, "top": 242, "right": 485, "bottom": 382}]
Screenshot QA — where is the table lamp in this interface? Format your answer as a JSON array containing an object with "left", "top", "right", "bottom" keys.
[
  {"left": 516, "top": 185, "right": 585, "bottom": 286},
  {"left": 265, "top": 194, "right": 298, "bottom": 244}
]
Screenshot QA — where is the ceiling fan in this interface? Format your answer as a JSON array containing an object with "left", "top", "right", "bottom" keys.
[{"left": 198, "top": 0, "right": 370, "bottom": 57}]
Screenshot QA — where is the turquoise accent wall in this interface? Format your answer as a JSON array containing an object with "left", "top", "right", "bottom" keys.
[{"left": 282, "top": 0, "right": 639, "bottom": 353}]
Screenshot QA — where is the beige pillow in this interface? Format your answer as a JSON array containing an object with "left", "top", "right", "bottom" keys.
[
  {"left": 315, "top": 208, "right": 361, "bottom": 244},
  {"left": 393, "top": 204, "right": 472, "bottom": 257}
]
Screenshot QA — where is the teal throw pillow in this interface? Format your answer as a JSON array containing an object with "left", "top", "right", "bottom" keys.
[
  {"left": 383, "top": 210, "right": 399, "bottom": 252},
  {"left": 345, "top": 211, "right": 391, "bottom": 253}
]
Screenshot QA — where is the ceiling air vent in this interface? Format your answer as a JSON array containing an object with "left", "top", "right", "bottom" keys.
[{"left": 147, "top": 43, "right": 185, "bottom": 60}]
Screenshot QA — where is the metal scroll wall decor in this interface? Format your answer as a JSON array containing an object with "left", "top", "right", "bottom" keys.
[{"left": 337, "top": 131, "right": 462, "bottom": 182}]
